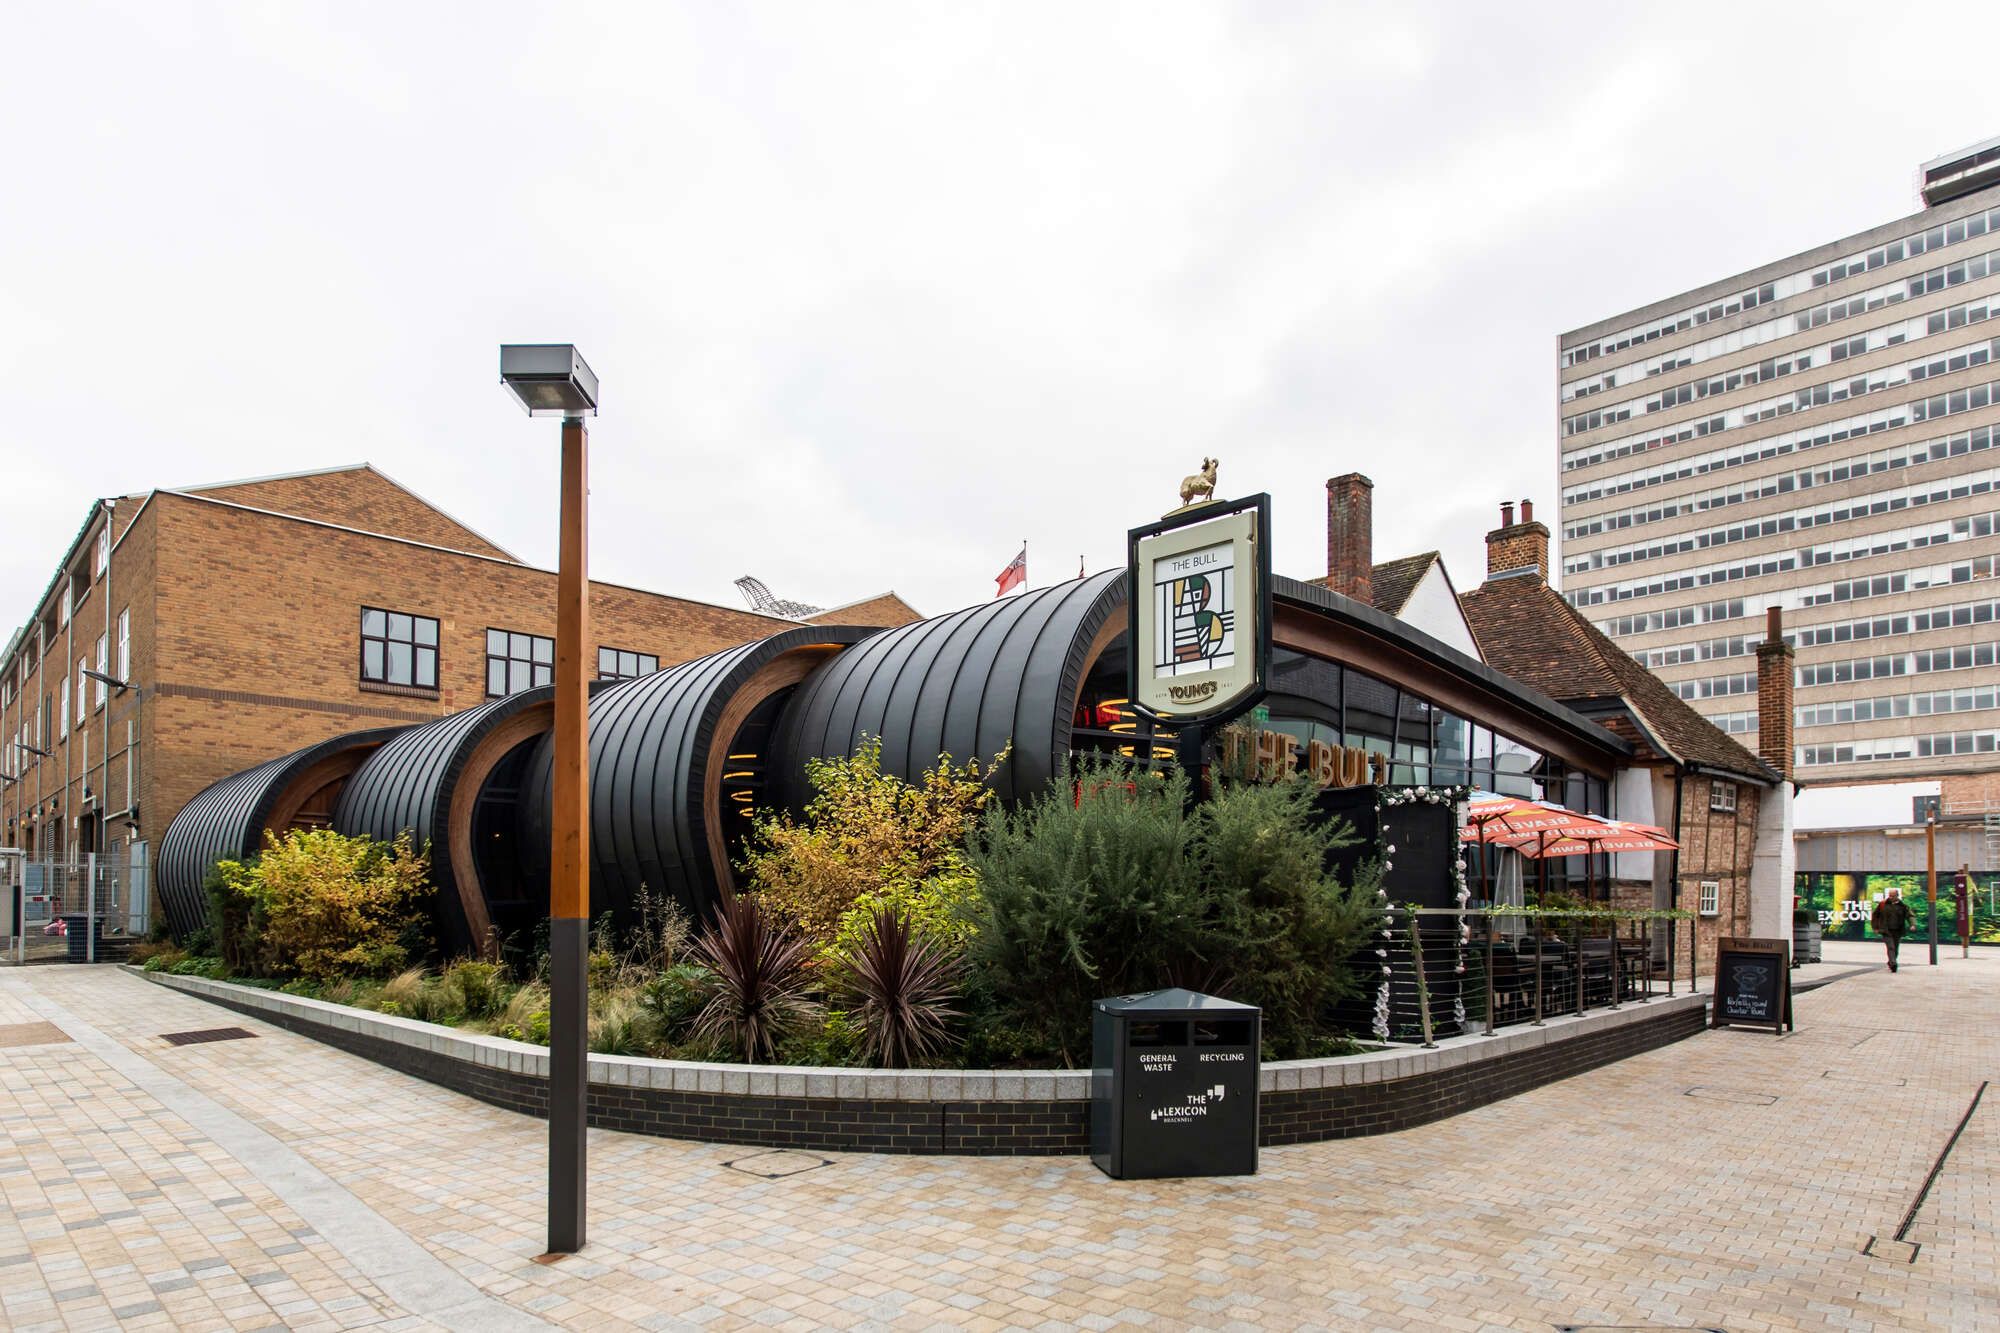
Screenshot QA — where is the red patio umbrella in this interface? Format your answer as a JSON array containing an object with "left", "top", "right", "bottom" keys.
[{"left": 1459, "top": 793, "right": 1620, "bottom": 904}]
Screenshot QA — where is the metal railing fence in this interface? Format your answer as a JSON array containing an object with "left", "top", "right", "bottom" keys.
[{"left": 1355, "top": 907, "right": 1696, "bottom": 1047}]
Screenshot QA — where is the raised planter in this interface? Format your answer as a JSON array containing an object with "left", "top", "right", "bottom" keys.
[{"left": 134, "top": 968, "right": 1708, "bottom": 1155}]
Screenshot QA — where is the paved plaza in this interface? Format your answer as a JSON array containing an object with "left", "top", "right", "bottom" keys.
[{"left": 0, "top": 948, "right": 1993, "bottom": 1332}]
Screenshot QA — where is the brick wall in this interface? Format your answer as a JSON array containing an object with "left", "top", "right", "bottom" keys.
[
  {"left": 808, "top": 593, "right": 923, "bottom": 629},
  {"left": 1676, "top": 776, "right": 1762, "bottom": 974},
  {"left": 3, "top": 485, "right": 908, "bottom": 856},
  {"left": 188, "top": 467, "right": 516, "bottom": 560},
  {"left": 154, "top": 971, "right": 1709, "bottom": 1156},
  {"left": 1941, "top": 773, "right": 2000, "bottom": 816},
  {"left": 1755, "top": 610, "right": 1794, "bottom": 781}
]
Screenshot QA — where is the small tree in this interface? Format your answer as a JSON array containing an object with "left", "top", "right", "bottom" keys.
[
  {"left": 253, "top": 829, "right": 431, "bottom": 983},
  {"left": 742, "top": 736, "right": 1004, "bottom": 945}
]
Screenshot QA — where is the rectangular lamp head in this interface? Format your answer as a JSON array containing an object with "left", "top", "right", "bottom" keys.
[{"left": 499, "top": 344, "right": 600, "bottom": 418}]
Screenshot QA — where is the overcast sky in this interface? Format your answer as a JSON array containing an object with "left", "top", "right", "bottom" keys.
[{"left": 3, "top": 2, "right": 1996, "bottom": 628}]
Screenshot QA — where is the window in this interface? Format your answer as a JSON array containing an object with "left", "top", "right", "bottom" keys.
[
  {"left": 486, "top": 629, "right": 553, "bottom": 697},
  {"left": 360, "top": 607, "right": 439, "bottom": 688},
  {"left": 76, "top": 657, "right": 87, "bottom": 717},
  {"left": 597, "top": 647, "right": 659, "bottom": 682},
  {"left": 94, "top": 527, "right": 109, "bottom": 576},
  {"left": 93, "top": 635, "right": 107, "bottom": 708},
  {"left": 1698, "top": 880, "right": 1720, "bottom": 917},
  {"left": 59, "top": 682, "right": 68, "bottom": 738},
  {"left": 116, "top": 609, "right": 129, "bottom": 681},
  {"left": 1709, "top": 780, "right": 1737, "bottom": 813}
]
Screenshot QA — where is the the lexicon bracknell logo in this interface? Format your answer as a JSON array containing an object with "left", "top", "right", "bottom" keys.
[{"left": 1149, "top": 1085, "right": 1228, "bottom": 1122}]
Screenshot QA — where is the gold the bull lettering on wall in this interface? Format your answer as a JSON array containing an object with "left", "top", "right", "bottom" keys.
[{"left": 1218, "top": 727, "right": 1388, "bottom": 788}]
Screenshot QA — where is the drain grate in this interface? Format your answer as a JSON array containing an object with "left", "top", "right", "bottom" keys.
[
  {"left": 160, "top": 1027, "right": 257, "bottom": 1047},
  {"left": 722, "top": 1149, "right": 831, "bottom": 1179}
]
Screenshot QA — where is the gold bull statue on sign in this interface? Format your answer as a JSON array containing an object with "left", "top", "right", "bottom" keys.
[{"left": 1179, "top": 458, "right": 1218, "bottom": 508}]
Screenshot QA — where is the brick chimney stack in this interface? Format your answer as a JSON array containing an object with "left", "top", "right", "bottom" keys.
[
  {"left": 1756, "top": 606, "right": 1795, "bottom": 780},
  {"left": 1484, "top": 498, "right": 1550, "bottom": 583},
  {"left": 1325, "top": 473, "right": 1374, "bottom": 605}
]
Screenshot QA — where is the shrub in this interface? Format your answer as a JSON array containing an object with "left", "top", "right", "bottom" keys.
[
  {"left": 691, "top": 895, "right": 820, "bottom": 1062},
  {"left": 774, "top": 1010, "right": 864, "bottom": 1066},
  {"left": 967, "top": 757, "right": 1384, "bottom": 1062},
  {"left": 379, "top": 967, "right": 459, "bottom": 1024},
  {"left": 846, "top": 906, "right": 963, "bottom": 1068},
  {"left": 589, "top": 993, "right": 649, "bottom": 1055},
  {"left": 828, "top": 858, "right": 981, "bottom": 967},
  {"left": 253, "top": 829, "right": 431, "bottom": 983},
  {"left": 966, "top": 759, "right": 1208, "bottom": 1063},
  {"left": 205, "top": 858, "right": 263, "bottom": 974},
  {"left": 131, "top": 941, "right": 184, "bottom": 969},
  {"left": 637, "top": 962, "right": 712, "bottom": 1043},
  {"left": 743, "top": 736, "right": 1004, "bottom": 944},
  {"left": 496, "top": 980, "right": 550, "bottom": 1043},
  {"left": 443, "top": 960, "right": 506, "bottom": 1019},
  {"left": 1194, "top": 771, "right": 1384, "bottom": 1057}
]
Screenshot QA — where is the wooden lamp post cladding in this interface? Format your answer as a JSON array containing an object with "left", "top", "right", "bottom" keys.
[
  {"left": 548, "top": 415, "right": 591, "bottom": 1253},
  {"left": 497, "top": 344, "right": 598, "bottom": 1257}
]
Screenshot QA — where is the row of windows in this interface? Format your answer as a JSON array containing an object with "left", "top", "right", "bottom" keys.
[
  {"left": 1634, "top": 633, "right": 1755, "bottom": 669},
  {"left": 1570, "top": 511, "right": 1998, "bottom": 607},
  {"left": 1563, "top": 204, "right": 2000, "bottom": 370},
  {"left": 1563, "top": 332, "right": 2000, "bottom": 474},
  {"left": 1670, "top": 671, "right": 1756, "bottom": 701},
  {"left": 1564, "top": 371, "right": 2000, "bottom": 505},
  {"left": 1566, "top": 464, "right": 2000, "bottom": 576},
  {"left": 1566, "top": 288, "right": 2000, "bottom": 413},
  {"left": 1593, "top": 555, "right": 2000, "bottom": 637},
  {"left": 1563, "top": 292, "right": 2000, "bottom": 432},
  {"left": 359, "top": 607, "right": 661, "bottom": 696},
  {"left": 1707, "top": 710, "right": 1759, "bottom": 735},
  {"left": 1795, "top": 639, "right": 1998, "bottom": 688},
  {"left": 1797, "top": 685, "right": 1999, "bottom": 728},
  {"left": 1785, "top": 597, "right": 2000, "bottom": 650},
  {"left": 1566, "top": 421, "right": 1999, "bottom": 541},
  {"left": 1799, "top": 727, "right": 2000, "bottom": 767}
]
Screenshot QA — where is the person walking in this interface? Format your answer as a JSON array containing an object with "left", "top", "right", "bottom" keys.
[{"left": 1871, "top": 888, "right": 1914, "bottom": 972}]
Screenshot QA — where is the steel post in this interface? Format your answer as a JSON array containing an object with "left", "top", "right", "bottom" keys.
[{"left": 86, "top": 852, "right": 97, "bottom": 965}]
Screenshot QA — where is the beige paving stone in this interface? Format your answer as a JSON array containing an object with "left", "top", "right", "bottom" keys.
[{"left": 2, "top": 949, "right": 1997, "bottom": 1328}]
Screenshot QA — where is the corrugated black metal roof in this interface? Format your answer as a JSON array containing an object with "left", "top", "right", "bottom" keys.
[{"left": 155, "top": 727, "right": 407, "bottom": 938}]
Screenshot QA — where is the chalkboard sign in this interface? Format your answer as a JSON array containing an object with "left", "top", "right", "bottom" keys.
[{"left": 1712, "top": 936, "right": 1793, "bottom": 1033}]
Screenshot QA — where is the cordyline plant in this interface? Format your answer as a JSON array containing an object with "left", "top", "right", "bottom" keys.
[
  {"left": 691, "top": 895, "right": 820, "bottom": 1062},
  {"left": 849, "top": 905, "right": 963, "bottom": 1068}
]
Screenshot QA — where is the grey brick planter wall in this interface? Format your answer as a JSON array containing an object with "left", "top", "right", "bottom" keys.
[{"left": 136, "top": 968, "right": 1708, "bottom": 1155}]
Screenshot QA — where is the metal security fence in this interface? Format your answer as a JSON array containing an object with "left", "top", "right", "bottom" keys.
[{"left": 2, "top": 851, "right": 151, "bottom": 965}]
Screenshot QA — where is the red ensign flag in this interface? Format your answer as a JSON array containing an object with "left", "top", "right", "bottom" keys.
[{"left": 994, "top": 546, "right": 1026, "bottom": 597}]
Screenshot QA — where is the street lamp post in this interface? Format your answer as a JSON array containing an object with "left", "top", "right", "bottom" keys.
[{"left": 500, "top": 344, "right": 600, "bottom": 1255}]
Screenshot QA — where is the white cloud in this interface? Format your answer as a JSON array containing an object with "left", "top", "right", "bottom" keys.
[{"left": 1, "top": 0, "right": 1995, "bottom": 633}]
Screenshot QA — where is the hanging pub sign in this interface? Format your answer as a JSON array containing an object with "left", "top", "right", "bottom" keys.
[{"left": 1126, "top": 490, "right": 1272, "bottom": 726}]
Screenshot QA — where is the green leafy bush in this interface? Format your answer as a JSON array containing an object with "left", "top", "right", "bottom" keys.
[
  {"left": 742, "top": 736, "right": 1004, "bottom": 945},
  {"left": 251, "top": 829, "right": 432, "bottom": 983},
  {"left": 205, "top": 858, "right": 263, "bottom": 974},
  {"left": 637, "top": 962, "right": 712, "bottom": 1043},
  {"left": 774, "top": 1010, "right": 864, "bottom": 1066},
  {"left": 967, "top": 758, "right": 1384, "bottom": 1063},
  {"left": 443, "top": 960, "right": 506, "bottom": 1019}
]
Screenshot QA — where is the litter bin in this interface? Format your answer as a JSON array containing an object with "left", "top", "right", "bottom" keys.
[
  {"left": 1091, "top": 988, "right": 1260, "bottom": 1179},
  {"left": 59, "top": 915, "right": 103, "bottom": 964}
]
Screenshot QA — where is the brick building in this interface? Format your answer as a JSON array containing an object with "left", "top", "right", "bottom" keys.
[
  {"left": 1457, "top": 503, "right": 1794, "bottom": 972},
  {"left": 1317, "top": 475, "right": 1797, "bottom": 973},
  {"left": 0, "top": 465, "right": 917, "bottom": 886}
]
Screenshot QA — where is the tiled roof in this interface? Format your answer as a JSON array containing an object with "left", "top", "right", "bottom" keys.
[
  {"left": 1306, "top": 551, "right": 1439, "bottom": 614},
  {"left": 1459, "top": 576, "right": 1778, "bottom": 782},
  {"left": 1368, "top": 552, "right": 1438, "bottom": 615}
]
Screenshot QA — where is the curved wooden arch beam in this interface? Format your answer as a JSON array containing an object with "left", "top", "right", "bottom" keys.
[
  {"left": 446, "top": 700, "right": 556, "bottom": 952},
  {"left": 700, "top": 644, "right": 850, "bottom": 902},
  {"left": 261, "top": 743, "right": 392, "bottom": 841}
]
